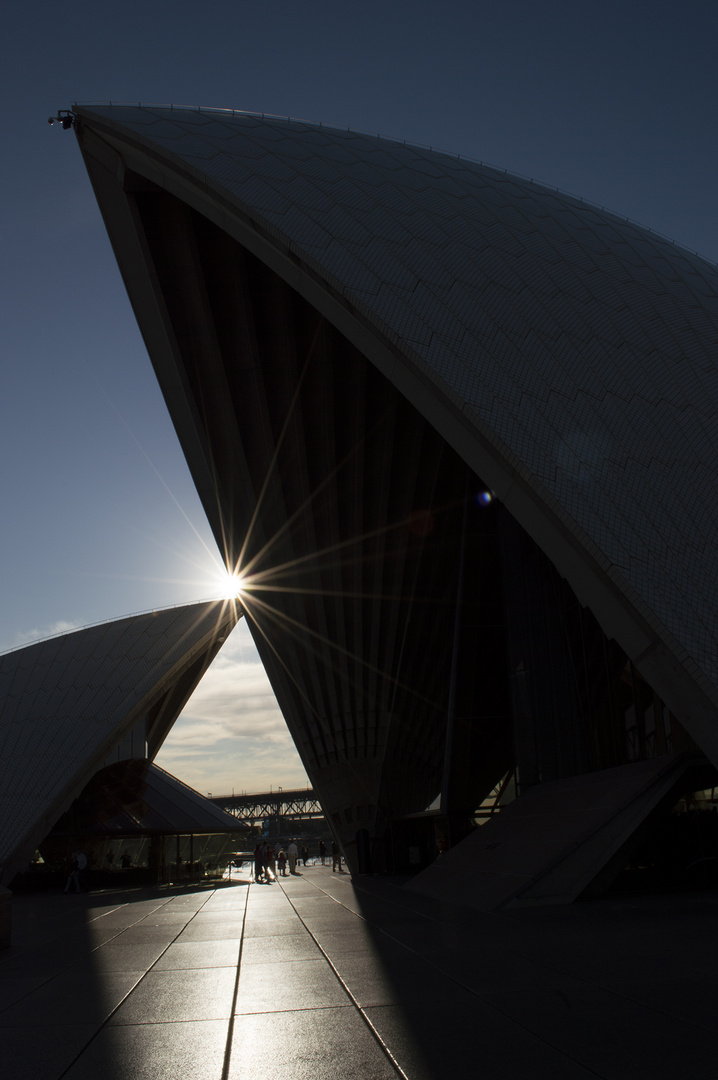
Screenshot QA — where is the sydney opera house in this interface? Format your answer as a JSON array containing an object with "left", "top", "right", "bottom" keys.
[{"left": 4, "top": 102, "right": 717, "bottom": 913}]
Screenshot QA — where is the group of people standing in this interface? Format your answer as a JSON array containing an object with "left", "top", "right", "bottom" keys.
[
  {"left": 320, "top": 838, "right": 343, "bottom": 872},
  {"left": 252, "top": 839, "right": 300, "bottom": 882},
  {"left": 252, "top": 838, "right": 341, "bottom": 882}
]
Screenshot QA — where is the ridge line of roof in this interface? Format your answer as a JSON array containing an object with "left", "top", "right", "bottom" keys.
[
  {"left": 0, "top": 596, "right": 235, "bottom": 657},
  {"left": 70, "top": 101, "right": 718, "bottom": 270}
]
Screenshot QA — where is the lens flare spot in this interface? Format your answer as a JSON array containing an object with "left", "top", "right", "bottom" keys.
[{"left": 476, "top": 490, "right": 493, "bottom": 507}]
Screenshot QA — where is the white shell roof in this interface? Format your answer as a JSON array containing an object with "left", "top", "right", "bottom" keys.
[
  {"left": 76, "top": 105, "right": 718, "bottom": 704},
  {"left": 0, "top": 600, "right": 235, "bottom": 882}
]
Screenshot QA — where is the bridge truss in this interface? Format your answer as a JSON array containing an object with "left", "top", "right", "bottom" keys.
[{"left": 210, "top": 788, "right": 323, "bottom": 827}]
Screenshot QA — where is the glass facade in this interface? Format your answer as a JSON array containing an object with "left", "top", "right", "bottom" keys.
[{"left": 28, "top": 761, "right": 248, "bottom": 889}]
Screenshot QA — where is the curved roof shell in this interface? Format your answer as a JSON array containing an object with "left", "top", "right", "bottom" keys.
[
  {"left": 73, "top": 104, "right": 718, "bottom": 765},
  {"left": 0, "top": 600, "right": 238, "bottom": 886},
  {"left": 48, "top": 759, "right": 245, "bottom": 837}
]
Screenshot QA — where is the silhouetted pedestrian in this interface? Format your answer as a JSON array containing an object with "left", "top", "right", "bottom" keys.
[
  {"left": 253, "top": 842, "right": 265, "bottom": 883},
  {"left": 64, "top": 849, "right": 88, "bottom": 892},
  {"left": 64, "top": 852, "right": 79, "bottom": 893},
  {"left": 76, "top": 849, "right": 88, "bottom": 890}
]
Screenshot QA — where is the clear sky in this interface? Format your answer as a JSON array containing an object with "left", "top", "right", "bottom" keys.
[{"left": 3, "top": 0, "right": 717, "bottom": 795}]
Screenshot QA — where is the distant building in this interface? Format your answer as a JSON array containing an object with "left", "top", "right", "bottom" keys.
[{"left": 73, "top": 105, "right": 718, "bottom": 897}]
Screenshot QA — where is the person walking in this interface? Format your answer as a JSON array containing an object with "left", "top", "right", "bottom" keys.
[
  {"left": 64, "top": 849, "right": 88, "bottom": 893},
  {"left": 64, "top": 852, "right": 79, "bottom": 893},
  {"left": 288, "top": 839, "right": 298, "bottom": 874},
  {"left": 318, "top": 839, "right": 326, "bottom": 865},
  {"left": 253, "top": 842, "right": 265, "bottom": 883},
  {"left": 76, "top": 849, "right": 88, "bottom": 891}
]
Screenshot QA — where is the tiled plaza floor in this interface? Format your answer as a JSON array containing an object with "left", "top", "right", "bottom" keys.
[{"left": 1, "top": 865, "right": 717, "bottom": 1078}]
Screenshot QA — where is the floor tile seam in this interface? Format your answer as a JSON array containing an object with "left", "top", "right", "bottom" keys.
[
  {"left": 237, "top": 959, "right": 323, "bottom": 969},
  {"left": 0, "top": 917, "right": 159, "bottom": 1016},
  {"left": 242, "top": 928, "right": 313, "bottom": 937},
  {"left": 350, "top": 876, "right": 470, "bottom": 926},
  {"left": 243, "top": 909, "right": 307, "bottom": 916},
  {"left": 219, "top": 881, "right": 251, "bottom": 1080},
  {"left": 174, "top": 909, "right": 246, "bottom": 916},
  {"left": 88, "top": 900, "right": 151, "bottom": 923},
  {"left": 114, "top": 888, "right": 230, "bottom": 935},
  {"left": 239, "top": 956, "right": 328, "bottom": 970},
  {"left": 353, "top": 873, "right": 540, "bottom": 931},
  {"left": 277, "top": 879, "right": 411, "bottom": 1080},
  {"left": 443, "top": 957, "right": 712, "bottom": 1075},
  {"left": 284, "top": 876, "right": 379, "bottom": 925},
  {"left": 13, "top": 895, "right": 131, "bottom": 922},
  {"left": 50, "top": 886, "right": 233, "bottom": 1080},
  {"left": 90, "top": 1016, "right": 228, "bottom": 1029},
  {"left": 234, "top": 1002, "right": 356, "bottom": 1016},
  {"left": 339, "top": 876, "right": 685, "bottom": 1016},
  {"left": 66, "top": 893, "right": 187, "bottom": 943},
  {"left": 359, "top": 1004, "right": 610, "bottom": 1080},
  {"left": 0, "top": 915, "right": 122, "bottom": 967},
  {"left": 285, "top": 877, "right": 442, "bottom": 968},
  {"left": 553, "top": 979, "right": 718, "bottom": 1037},
  {"left": 410, "top": 935, "right": 718, "bottom": 1038},
  {"left": 84, "top": 894, "right": 187, "bottom": 929},
  {"left": 242, "top": 905, "right": 308, "bottom": 924},
  {"left": 0, "top": 901, "right": 130, "bottom": 950},
  {"left": 289, "top": 877, "right": 611, "bottom": 1078},
  {"left": 473, "top": 984, "right": 717, "bottom": 1073},
  {"left": 295, "top": 873, "right": 445, "bottom": 929},
  {"left": 348, "top": 925, "right": 618, "bottom": 1073},
  {"left": 110, "top": 1008, "right": 233, "bottom": 1027},
  {"left": 151, "top": 961, "right": 242, "bottom": 971}
]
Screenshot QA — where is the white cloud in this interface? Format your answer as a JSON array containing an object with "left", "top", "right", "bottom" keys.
[
  {"left": 154, "top": 620, "right": 310, "bottom": 795},
  {"left": 11, "top": 619, "right": 79, "bottom": 648}
]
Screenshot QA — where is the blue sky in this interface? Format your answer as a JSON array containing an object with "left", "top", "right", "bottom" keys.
[{"left": 2, "top": 0, "right": 717, "bottom": 793}]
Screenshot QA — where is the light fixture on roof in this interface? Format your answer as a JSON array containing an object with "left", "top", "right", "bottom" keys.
[{"left": 48, "top": 111, "right": 75, "bottom": 130}]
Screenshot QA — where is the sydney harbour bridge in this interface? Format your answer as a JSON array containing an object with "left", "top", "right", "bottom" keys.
[{"left": 209, "top": 788, "right": 324, "bottom": 830}]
